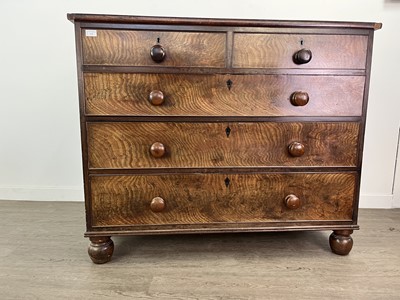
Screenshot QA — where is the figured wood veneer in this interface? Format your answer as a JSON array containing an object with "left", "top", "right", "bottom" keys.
[
  {"left": 69, "top": 13, "right": 381, "bottom": 262},
  {"left": 87, "top": 122, "right": 359, "bottom": 169},
  {"left": 233, "top": 34, "right": 368, "bottom": 69},
  {"left": 82, "top": 30, "right": 226, "bottom": 67},
  {"left": 90, "top": 173, "right": 356, "bottom": 226},
  {"left": 84, "top": 73, "right": 365, "bottom": 117}
]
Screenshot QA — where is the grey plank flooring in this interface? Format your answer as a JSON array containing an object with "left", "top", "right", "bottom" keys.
[{"left": 0, "top": 200, "right": 399, "bottom": 299}]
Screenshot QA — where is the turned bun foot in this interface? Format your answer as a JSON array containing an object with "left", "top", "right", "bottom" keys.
[
  {"left": 329, "top": 230, "right": 353, "bottom": 255},
  {"left": 88, "top": 236, "right": 114, "bottom": 264}
]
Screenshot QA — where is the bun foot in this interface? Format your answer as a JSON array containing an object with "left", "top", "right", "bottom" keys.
[
  {"left": 88, "top": 236, "right": 114, "bottom": 264},
  {"left": 329, "top": 230, "right": 353, "bottom": 255}
]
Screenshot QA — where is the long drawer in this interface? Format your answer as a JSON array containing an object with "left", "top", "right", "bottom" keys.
[
  {"left": 84, "top": 73, "right": 365, "bottom": 116},
  {"left": 90, "top": 173, "right": 356, "bottom": 226},
  {"left": 87, "top": 122, "right": 359, "bottom": 169},
  {"left": 82, "top": 29, "right": 226, "bottom": 67}
]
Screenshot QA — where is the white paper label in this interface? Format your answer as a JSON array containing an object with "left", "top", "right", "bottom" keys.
[{"left": 85, "top": 30, "right": 97, "bottom": 37}]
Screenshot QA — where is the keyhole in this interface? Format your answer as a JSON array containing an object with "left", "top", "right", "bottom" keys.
[
  {"left": 224, "top": 177, "right": 230, "bottom": 187},
  {"left": 300, "top": 39, "right": 304, "bottom": 46},
  {"left": 226, "top": 79, "right": 233, "bottom": 91},
  {"left": 157, "top": 37, "right": 160, "bottom": 44},
  {"left": 225, "top": 126, "right": 231, "bottom": 137}
]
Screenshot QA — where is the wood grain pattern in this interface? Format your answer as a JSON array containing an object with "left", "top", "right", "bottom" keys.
[
  {"left": 69, "top": 15, "right": 380, "bottom": 261},
  {"left": 233, "top": 34, "right": 368, "bottom": 69},
  {"left": 87, "top": 122, "right": 359, "bottom": 169},
  {"left": 84, "top": 73, "right": 365, "bottom": 116},
  {"left": 90, "top": 173, "right": 356, "bottom": 226},
  {"left": 82, "top": 30, "right": 226, "bottom": 67}
]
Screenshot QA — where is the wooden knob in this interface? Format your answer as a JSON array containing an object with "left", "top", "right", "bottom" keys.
[
  {"left": 284, "top": 194, "right": 301, "bottom": 210},
  {"left": 288, "top": 142, "right": 305, "bottom": 157},
  {"left": 150, "top": 197, "right": 165, "bottom": 212},
  {"left": 149, "top": 142, "right": 166, "bottom": 158},
  {"left": 293, "top": 48, "right": 312, "bottom": 64},
  {"left": 149, "top": 90, "right": 164, "bottom": 106},
  {"left": 150, "top": 44, "right": 166, "bottom": 63},
  {"left": 290, "top": 91, "right": 309, "bottom": 106}
]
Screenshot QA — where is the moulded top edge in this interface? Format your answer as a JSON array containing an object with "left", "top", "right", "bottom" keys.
[{"left": 67, "top": 13, "right": 382, "bottom": 31}]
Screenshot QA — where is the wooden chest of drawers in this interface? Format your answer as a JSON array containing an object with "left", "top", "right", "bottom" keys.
[{"left": 68, "top": 14, "right": 381, "bottom": 264}]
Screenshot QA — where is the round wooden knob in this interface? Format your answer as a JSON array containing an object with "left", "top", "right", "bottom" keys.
[
  {"left": 150, "top": 197, "right": 165, "bottom": 212},
  {"left": 149, "top": 142, "right": 166, "bottom": 158},
  {"left": 149, "top": 90, "right": 164, "bottom": 106},
  {"left": 288, "top": 142, "right": 305, "bottom": 157},
  {"left": 290, "top": 91, "right": 309, "bottom": 106},
  {"left": 150, "top": 44, "right": 166, "bottom": 63},
  {"left": 284, "top": 194, "right": 301, "bottom": 210},
  {"left": 293, "top": 48, "right": 312, "bottom": 64}
]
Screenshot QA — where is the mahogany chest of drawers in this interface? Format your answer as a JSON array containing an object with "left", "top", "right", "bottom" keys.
[{"left": 68, "top": 14, "right": 381, "bottom": 263}]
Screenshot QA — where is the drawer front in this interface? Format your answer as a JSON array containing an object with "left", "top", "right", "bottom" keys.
[
  {"left": 90, "top": 173, "right": 355, "bottom": 226},
  {"left": 87, "top": 122, "right": 359, "bottom": 169},
  {"left": 84, "top": 73, "right": 365, "bottom": 116},
  {"left": 233, "top": 34, "right": 368, "bottom": 69},
  {"left": 82, "top": 30, "right": 226, "bottom": 67}
]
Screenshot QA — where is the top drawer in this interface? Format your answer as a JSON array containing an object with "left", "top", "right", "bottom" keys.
[
  {"left": 233, "top": 34, "right": 368, "bottom": 69},
  {"left": 82, "top": 29, "right": 226, "bottom": 67}
]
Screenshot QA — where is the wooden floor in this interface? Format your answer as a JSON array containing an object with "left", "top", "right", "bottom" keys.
[{"left": 0, "top": 201, "right": 399, "bottom": 299}]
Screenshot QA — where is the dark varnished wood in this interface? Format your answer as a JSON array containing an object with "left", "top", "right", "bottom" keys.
[
  {"left": 150, "top": 197, "right": 166, "bottom": 212},
  {"left": 84, "top": 73, "right": 365, "bottom": 117},
  {"left": 290, "top": 91, "right": 309, "bottom": 106},
  {"left": 150, "top": 44, "right": 166, "bottom": 63},
  {"left": 80, "top": 23, "right": 374, "bottom": 36},
  {"left": 288, "top": 142, "right": 305, "bottom": 157},
  {"left": 87, "top": 122, "right": 359, "bottom": 169},
  {"left": 284, "top": 194, "right": 301, "bottom": 210},
  {"left": 293, "top": 48, "right": 312, "bottom": 65},
  {"left": 88, "top": 236, "right": 114, "bottom": 264},
  {"left": 86, "top": 116, "right": 362, "bottom": 123},
  {"left": 329, "top": 230, "right": 354, "bottom": 255},
  {"left": 69, "top": 14, "right": 381, "bottom": 261},
  {"left": 72, "top": 22, "right": 95, "bottom": 232},
  {"left": 148, "top": 90, "right": 165, "bottom": 106},
  {"left": 83, "top": 65, "right": 366, "bottom": 76},
  {"left": 88, "top": 167, "right": 359, "bottom": 176},
  {"left": 68, "top": 13, "right": 382, "bottom": 30},
  {"left": 82, "top": 30, "right": 226, "bottom": 67},
  {"left": 233, "top": 34, "right": 368, "bottom": 69},
  {"left": 86, "top": 222, "right": 358, "bottom": 236},
  {"left": 149, "top": 142, "right": 166, "bottom": 158},
  {"left": 89, "top": 173, "right": 355, "bottom": 226}
]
